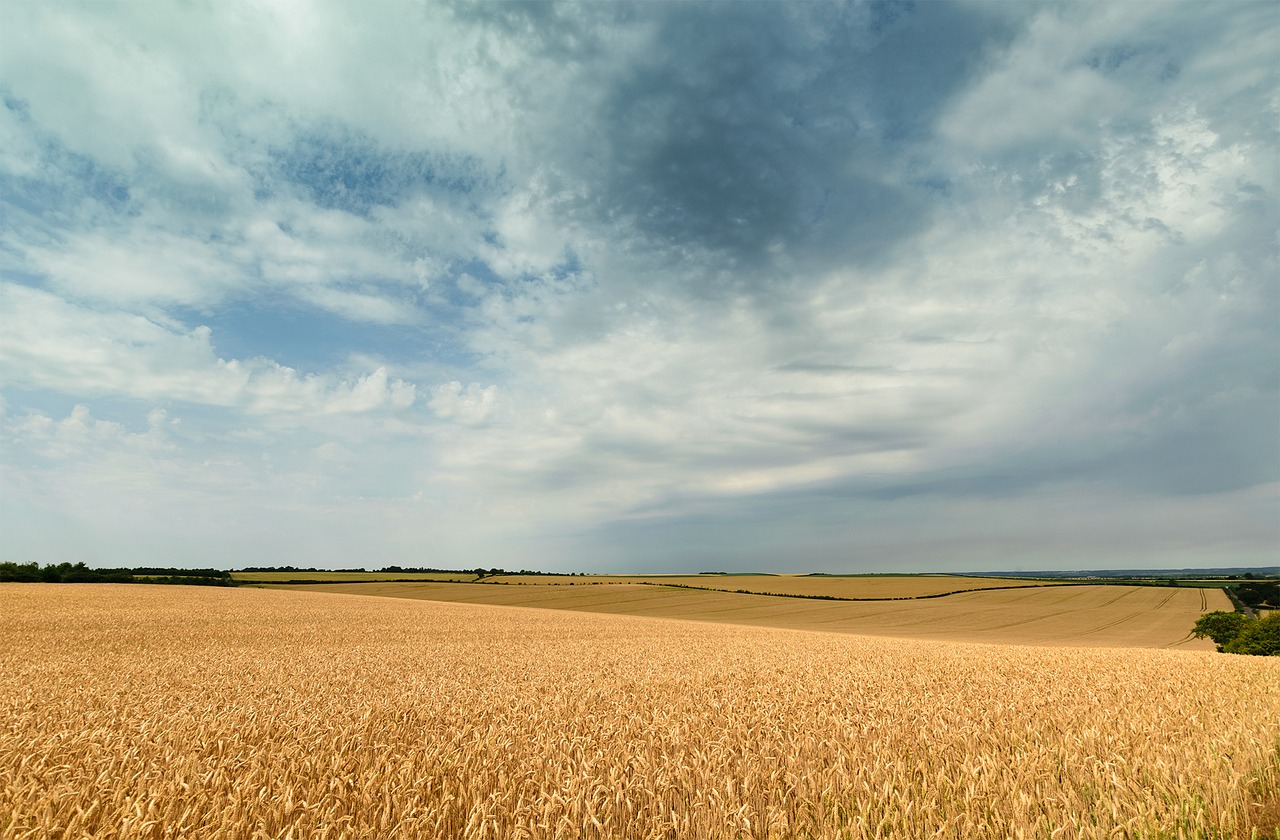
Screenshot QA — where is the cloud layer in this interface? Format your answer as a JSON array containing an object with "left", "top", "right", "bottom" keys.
[{"left": 2, "top": 0, "right": 1276, "bottom": 571}]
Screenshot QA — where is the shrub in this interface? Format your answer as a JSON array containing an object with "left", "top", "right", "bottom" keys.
[
  {"left": 1192, "top": 611, "right": 1248, "bottom": 651},
  {"left": 1223, "top": 613, "right": 1280, "bottom": 656}
]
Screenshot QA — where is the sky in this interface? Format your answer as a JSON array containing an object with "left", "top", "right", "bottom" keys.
[{"left": 1, "top": 1, "right": 1277, "bottom": 574}]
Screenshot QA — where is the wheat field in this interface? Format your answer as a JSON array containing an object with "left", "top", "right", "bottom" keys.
[
  {"left": 483, "top": 574, "right": 1069, "bottom": 599},
  {"left": 2, "top": 584, "right": 1277, "bottom": 839},
  {"left": 277, "top": 580, "right": 1228, "bottom": 649},
  {"left": 231, "top": 572, "right": 1068, "bottom": 597}
]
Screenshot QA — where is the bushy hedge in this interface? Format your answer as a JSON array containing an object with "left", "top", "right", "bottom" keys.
[
  {"left": 0, "top": 562, "right": 231, "bottom": 586},
  {"left": 1233, "top": 581, "right": 1280, "bottom": 609}
]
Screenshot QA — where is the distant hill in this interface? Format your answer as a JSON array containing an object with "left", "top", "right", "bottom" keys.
[{"left": 969, "top": 567, "right": 1278, "bottom": 579}]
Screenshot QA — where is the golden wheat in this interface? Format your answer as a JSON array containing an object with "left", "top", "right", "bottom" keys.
[{"left": 2, "top": 584, "right": 1276, "bottom": 839}]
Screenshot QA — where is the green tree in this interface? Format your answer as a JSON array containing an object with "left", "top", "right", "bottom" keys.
[
  {"left": 0, "top": 563, "right": 40, "bottom": 582},
  {"left": 1235, "top": 581, "right": 1280, "bottom": 609},
  {"left": 1222, "top": 613, "right": 1280, "bottom": 656},
  {"left": 1192, "top": 611, "right": 1248, "bottom": 651}
]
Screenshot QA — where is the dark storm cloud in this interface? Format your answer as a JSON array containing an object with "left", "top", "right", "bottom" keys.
[{"left": 564, "top": 1, "right": 1023, "bottom": 278}]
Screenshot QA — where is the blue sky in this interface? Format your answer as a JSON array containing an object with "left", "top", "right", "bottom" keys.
[{"left": 1, "top": 1, "right": 1277, "bottom": 573}]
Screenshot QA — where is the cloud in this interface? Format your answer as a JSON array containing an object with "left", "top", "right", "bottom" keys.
[
  {"left": 8, "top": 403, "right": 175, "bottom": 462},
  {"left": 0, "top": 401, "right": 447, "bottom": 568},
  {"left": 302, "top": 287, "right": 422, "bottom": 326},
  {"left": 0, "top": 0, "right": 1275, "bottom": 571},
  {"left": 26, "top": 230, "right": 242, "bottom": 307},
  {"left": 265, "top": 122, "right": 487, "bottom": 217},
  {"left": 429, "top": 381, "right": 497, "bottom": 425},
  {"left": 0, "top": 282, "right": 417, "bottom": 417},
  {"left": 473, "top": 2, "right": 1027, "bottom": 296},
  {"left": 0, "top": 282, "right": 245, "bottom": 404}
]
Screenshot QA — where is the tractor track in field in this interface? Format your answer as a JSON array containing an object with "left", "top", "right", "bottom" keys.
[{"left": 1037, "top": 589, "right": 1181, "bottom": 644}]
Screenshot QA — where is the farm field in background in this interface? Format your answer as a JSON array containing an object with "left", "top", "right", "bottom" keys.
[
  {"left": 230, "top": 571, "right": 1077, "bottom": 597},
  {"left": 274, "top": 580, "right": 1229, "bottom": 649},
  {"left": 2, "top": 584, "right": 1276, "bottom": 839},
  {"left": 481, "top": 573, "right": 1069, "bottom": 599}
]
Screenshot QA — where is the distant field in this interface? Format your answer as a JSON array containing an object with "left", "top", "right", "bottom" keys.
[
  {"left": 2, "top": 584, "right": 1276, "bottom": 839},
  {"left": 277, "top": 580, "right": 1228, "bottom": 649},
  {"left": 484, "top": 573, "right": 1070, "bottom": 598},
  {"left": 233, "top": 571, "right": 1069, "bottom": 597},
  {"left": 232, "top": 571, "right": 1220, "bottom": 606}
]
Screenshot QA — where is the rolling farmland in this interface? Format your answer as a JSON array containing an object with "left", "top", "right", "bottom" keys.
[
  {"left": 229, "top": 572, "right": 1072, "bottom": 597},
  {"left": 481, "top": 574, "right": 1069, "bottom": 599},
  {"left": 275, "top": 580, "right": 1230, "bottom": 649},
  {"left": 3, "top": 584, "right": 1276, "bottom": 839}
]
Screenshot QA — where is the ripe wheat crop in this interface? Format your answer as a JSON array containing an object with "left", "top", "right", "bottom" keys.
[{"left": 2, "top": 584, "right": 1277, "bottom": 839}]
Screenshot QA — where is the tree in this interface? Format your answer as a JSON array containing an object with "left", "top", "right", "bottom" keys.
[
  {"left": 1235, "top": 581, "right": 1280, "bottom": 609},
  {"left": 1222, "top": 613, "right": 1280, "bottom": 656},
  {"left": 0, "top": 563, "right": 40, "bottom": 582},
  {"left": 1192, "top": 611, "right": 1248, "bottom": 651}
]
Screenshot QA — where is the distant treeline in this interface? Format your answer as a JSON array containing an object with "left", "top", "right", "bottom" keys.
[
  {"left": 381, "top": 566, "right": 582, "bottom": 577},
  {"left": 1234, "top": 581, "right": 1280, "bottom": 610},
  {"left": 0, "top": 562, "right": 232, "bottom": 585},
  {"left": 973, "top": 568, "right": 1278, "bottom": 581},
  {"left": 239, "top": 565, "right": 583, "bottom": 577},
  {"left": 240, "top": 566, "right": 367, "bottom": 573}
]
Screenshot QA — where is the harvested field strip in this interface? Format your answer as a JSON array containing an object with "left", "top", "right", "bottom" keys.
[
  {"left": 3, "top": 585, "right": 1277, "bottom": 840},
  {"left": 278, "top": 582, "right": 1231, "bottom": 649}
]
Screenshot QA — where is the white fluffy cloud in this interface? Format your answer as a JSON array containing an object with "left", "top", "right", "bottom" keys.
[{"left": 0, "top": 283, "right": 416, "bottom": 417}]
